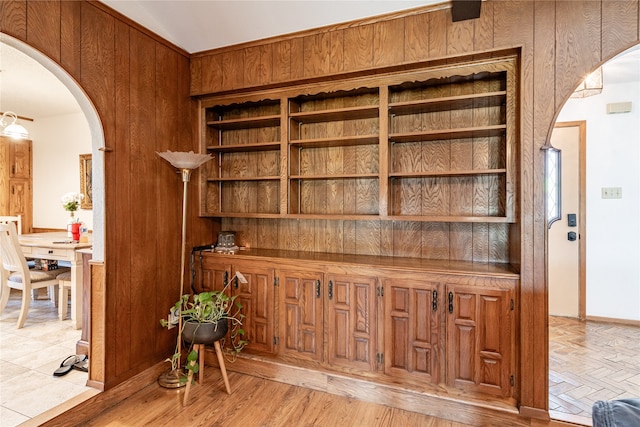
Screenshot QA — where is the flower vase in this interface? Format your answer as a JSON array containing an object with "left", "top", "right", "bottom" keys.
[{"left": 67, "top": 211, "right": 77, "bottom": 239}]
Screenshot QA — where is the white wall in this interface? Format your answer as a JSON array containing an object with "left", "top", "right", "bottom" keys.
[
  {"left": 28, "top": 112, "right": 93, "bottom": 231},
  {"left": 557, "top": 81, "right": 640, "bottom": 321}
]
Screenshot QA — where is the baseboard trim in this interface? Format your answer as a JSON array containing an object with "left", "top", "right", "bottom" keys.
[
  {"left": 586, "top": 315, "right": 640, "bottom": 327},
  {"left": 520, "top": 406, "right": 550, "bottom": 420},
  {"left": 39, "top": 362, "right": 167, "bottom": 426},
  {"left": 19, "top": 389, "right": 100, "bottom": 427},
  {"left": 213, "top": 352, "right": 533, "bottom": 427}
]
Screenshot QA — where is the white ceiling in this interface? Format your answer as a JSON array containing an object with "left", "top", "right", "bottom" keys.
[
  {"left": 0, "top": 1, "right": 638, "bottom": 123},
  {"left": 100, "top": 0, "right": 442, "bottom": 54}
]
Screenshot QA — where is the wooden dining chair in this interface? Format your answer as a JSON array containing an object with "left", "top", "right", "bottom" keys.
[
  {"left": 0, "top": 215, "right": 22, "bottom": 235},
  {"left": 0, "top": 222, "right": 69, "bottom": 328}
]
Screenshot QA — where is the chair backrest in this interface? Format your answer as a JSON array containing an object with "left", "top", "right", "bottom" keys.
[
  {"left": 0, "top": 215, "right": 22, "bottom": 235},
  {"left": 0, "top": 222, "right": 30, "bottom": 276}
]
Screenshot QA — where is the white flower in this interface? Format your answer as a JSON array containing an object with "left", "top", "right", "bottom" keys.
[{"left": 61, "top": 192, "right": 84, "bottom": 212}]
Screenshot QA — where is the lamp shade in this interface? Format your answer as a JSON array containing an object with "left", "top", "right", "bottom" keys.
[
  {"left": 571, "top": 67, "right": 603, "bottom": 98},
  {"left": 0, "top": 112, "right": 29, "bottom": 139},
  {"left": 157, "top": 150, "right": 212, "bottom": 170}
]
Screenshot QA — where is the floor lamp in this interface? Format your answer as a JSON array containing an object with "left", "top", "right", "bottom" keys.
[{"left": 156, "top": 150, "right": 213, "bottom": 388}]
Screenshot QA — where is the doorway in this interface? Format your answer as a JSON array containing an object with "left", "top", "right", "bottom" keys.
[
  {"left": 548, "top": 121, "right": 587, "bottom": 319},
  {"left": 0, "top": 33, "right": 105, "bottom": 422}
]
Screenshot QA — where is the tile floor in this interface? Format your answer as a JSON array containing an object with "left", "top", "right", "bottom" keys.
[{"left": 0, "top": 288, "right": 94, "bottom": 426}]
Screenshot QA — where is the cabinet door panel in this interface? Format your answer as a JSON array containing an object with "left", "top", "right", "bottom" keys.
[
  {"left": 232, "top": 265, "right": 275, "bottom": 354},
  {"left": 326, "top": 274, "right": 377, "bottom": 372},
  {"left": 279, "top": 270, "right": 323, "bottom": 361},
  {"left": 9, "top": 141, "right": 31, "bottom": 179},
  {"left": 199, "top": 258, "right": 230, "bottom": 293},
  {"left": 9, "top": 180, "right": 29, "bottom": 216},
  {"left": 446, "top": 284, "right": 513, "bottom": 397},
  {"left": 384, "top": 279, "right": 440, "bottom": 384}
]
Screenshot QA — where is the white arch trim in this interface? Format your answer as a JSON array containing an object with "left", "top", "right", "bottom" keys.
[{"left": 0, "top": 34, "right": 105, "bottom": 261}]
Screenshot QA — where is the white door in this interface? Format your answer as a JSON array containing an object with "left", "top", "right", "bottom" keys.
[{"left": 548, "top": 123, "right": 584, "bottom": 318}]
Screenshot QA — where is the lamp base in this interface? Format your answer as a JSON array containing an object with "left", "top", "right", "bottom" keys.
[{"left": 158, "top": 368, "right": 187, "bottom": 389}]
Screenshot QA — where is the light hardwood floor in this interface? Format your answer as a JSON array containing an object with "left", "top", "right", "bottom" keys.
[
  {"left": 548, "top": 316, "right": 640, "bottom": 424},
  {"left": 82, "top": 372, "right": 480, "bottom": 427}
]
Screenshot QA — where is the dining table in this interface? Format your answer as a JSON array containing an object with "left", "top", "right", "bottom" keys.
[{"left": 18, "top": 231, "right": 92, "bottom": 329}]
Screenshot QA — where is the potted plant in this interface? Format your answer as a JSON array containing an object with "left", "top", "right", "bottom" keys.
[{"left": 159, "top": 285, "right": 247, "bottom": 386}]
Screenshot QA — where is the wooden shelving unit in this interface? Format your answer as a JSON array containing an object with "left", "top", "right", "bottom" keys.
[
  {"left": 199, "top": 57, "right": 517, "bottom": 226},
  {"left": 387, "top": 70, "right": 513, "bottom": 222},
  {"left": 288, "top": 88, "right": 380, "bottom": 217},
  {"left": 202, "top": 100, "right": 282, "bottom": 216}
]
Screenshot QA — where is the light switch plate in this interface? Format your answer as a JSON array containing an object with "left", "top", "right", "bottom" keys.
[{"left": 601, "top": 187, "right": 622, "bottom": 199}]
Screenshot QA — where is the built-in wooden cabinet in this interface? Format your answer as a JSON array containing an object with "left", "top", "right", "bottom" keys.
[
  {"left": 446, "top": 283, "right": 514, "bottom": 397},
  {"left": 324, "top": 273, "right": 378, "bottom": 373},
  {"left": 384, "top": 278, "right": 441, "bottom": 386},
  {"left": 196, "top": 54, "right": 519, "bottom": 409},
  {"left": 199, "top": 256, "right": 275, "bottom": 355},
  {"left": 383, "top": 275, "right": 515, "bottom": 398},
  {"left": 279, "top": 268, "right": 324, "bottom": 362},
  {"left": 279, "top": 268, "right": 378, "bottom": 373},
  {"left": 0, "top": 137, "right": 33, "bottom": 233},
  {"left": 199, "top": 250, "right": 517, "bottom": 402}
]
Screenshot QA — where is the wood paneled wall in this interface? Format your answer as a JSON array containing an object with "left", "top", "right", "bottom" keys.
[
  {"left": 0, "top": 0, "right": 218, "bottom": 389},
  {"left": 191, "top": 0, "right": 640, "bottom": 417},
  {"left": 2, "top": 0, "right": 638, "bottom": 418}
]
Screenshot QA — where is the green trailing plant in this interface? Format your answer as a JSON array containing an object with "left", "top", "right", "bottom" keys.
[{"left": 160, "top": 285, "right": 247, "bottom": 383}]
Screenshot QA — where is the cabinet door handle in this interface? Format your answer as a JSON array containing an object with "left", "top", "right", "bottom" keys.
[
  {"left": 432, "top": 290, "right": 438, "bottom": 312},
  {"left": 328, "top": 280, "right": 333, "bottom": 300},
  {"left": 234, "top": 276, "right": 238, "bottom": 289},
  {"left": 448, "top": 291, "right": 454, "bottom": 314},
  {"left": 316, "top": 280, "right": 321, "bottom": 298},
  {"left": 223, "top": 271, "right": 228, "bottom": 287}
]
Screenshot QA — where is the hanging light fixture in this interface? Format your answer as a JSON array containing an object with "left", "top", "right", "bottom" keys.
[
  {"left": 0, "top": 111, "right": 29, "bottom": 139},
  {"left": 571, "top": 67, "right": 603, "bottom": 98}
]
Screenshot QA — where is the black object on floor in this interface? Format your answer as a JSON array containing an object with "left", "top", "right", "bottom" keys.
[{"left": 53, "top": 354, "right": 88, "bottom": 377}]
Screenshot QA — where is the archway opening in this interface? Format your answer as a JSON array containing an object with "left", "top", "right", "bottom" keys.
[{"left": 546, "top": 43, "right": 640, "bottom": 424}]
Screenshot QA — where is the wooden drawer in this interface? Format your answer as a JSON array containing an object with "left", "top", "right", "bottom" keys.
[{"left": 30, "top": 246, "right": 74, "bottom": 259}]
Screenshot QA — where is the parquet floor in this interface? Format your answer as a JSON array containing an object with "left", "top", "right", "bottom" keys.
[{"left": 548, "top": 316, "right": 640, "bottom": 423}]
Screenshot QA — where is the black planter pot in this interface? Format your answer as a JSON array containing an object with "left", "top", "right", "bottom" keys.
[{"left": 182, "top": 319, "right": 229, "bottom": 345}]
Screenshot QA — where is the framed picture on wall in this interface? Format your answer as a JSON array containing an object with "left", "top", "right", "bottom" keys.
[{"left": 79, "top": 153, "right": 92, "bottom": 209}]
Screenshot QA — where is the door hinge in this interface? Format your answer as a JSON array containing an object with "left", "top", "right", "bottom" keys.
[
  {"left": 274, "top": 276, "right": 279, "bottom": 287},
  {"left": 432, "top": 289, "right": 438, "bottom": 311},
  {"left": 510, "top": 375, "right": 515, "bottom": 386},
  {"left": 377, "top": 286, "right": 384, "bottom": 297},
  {"left": 510, "top": 299, "right": 514, "bottom": 311},
  {"left": 377, "top": 353, "right": 384, "bottom": 364}
]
